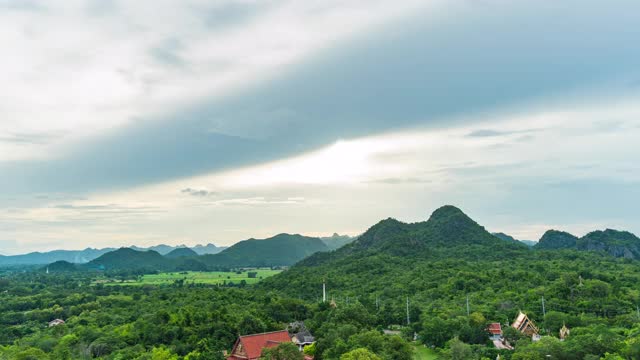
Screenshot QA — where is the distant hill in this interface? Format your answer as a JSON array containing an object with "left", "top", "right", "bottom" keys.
[
  {"left": 165, "top": 247, "right": 198, "bottom": 258},
  {"left": 130, "top": 244, "right": 183, "bottom": 255},
  {"left": 577, "top": 229, "right": 640, "bottom": 259},
  {"left": 535, "top": 228, "right": 640, "bottom": 259},
  {"left": 519, "top": 240, "right": 537, "bottom": 247},
  {"left": 321, "top": 233, "right": 356, "bottom": 250},
  {"left": 493, "top": 232, "right": 535, "bottom": 247},
  {"left": 536, "top": 230, "right": 578, "bottom": 249},
  {"left": 44, "top": 260, "right": 78, "bottom": 272},
  {"left": 0, "top": 243, "right": 227, "bottom": 265},
  {"left": 191, "top": 243, "right": 227, "bottom": 255},
  {"left": 201, "top": 233, "right": 329, "bottom": 267},
  {"left": 0, "top": 248, "right": 115, "bottom": 266},
  {"left": 87, "top": 248, "right": 170, "bottom": 271}
]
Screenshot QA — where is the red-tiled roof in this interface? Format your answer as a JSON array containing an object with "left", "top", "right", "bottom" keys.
[
  {"left": 229, "top": 330, "right": 291, "bottom": 360},
  {"left": 487, "top": 323, "right": 502, "bottom": 335}
]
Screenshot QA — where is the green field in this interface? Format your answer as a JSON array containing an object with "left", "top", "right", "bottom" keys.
[
  {"left": 413, "top": 344, "right": 439, "bottom": 360},
  {"left": 94, "top": 269, "right": 282, "bottom": 286}
]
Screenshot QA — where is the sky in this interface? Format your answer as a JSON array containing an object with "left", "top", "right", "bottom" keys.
[{"left": 1, "top": 0, "right": 640, "bottom": 254}]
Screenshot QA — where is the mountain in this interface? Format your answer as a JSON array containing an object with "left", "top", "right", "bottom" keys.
[
  {"left": 261, "top": 205, "right": 529, "bottom": 295},
  {"left": 45, "top": 260, "right": 78, "bottom": 272},
  {"left": 191, "top": 243, "right": 227, "bottom": 255},
  {"left": 0, "top": 248, "right": 115, "bottom": 266},
  {"left": 577, "top": 229, "right": 640, "bottom": 259},
  {"left": 0, "top": 244, "right": 227, "bottom": 265},
  {"left": 201, "top": 233, "right": 330, "bottom": 267},
  {"left": 534, "top": 228, "right": 640, "bottom": 259},
  {"left": 87, "top": 248, "right": 170, "bottom": 271},
  {"left": 321, "top": 233, "right": 357, "bottom": 250},
  {"left": 535, "top": 230, "right": 578, "bottom": 250},
  {"left": 165, "top": 247, "right": 198, "bottom": 258},
  {"left": 493, "top": 232, "right": 535, "bottom": 247},
  {"left": 130, "top": 244, "right": 183, "bottom": 255}
]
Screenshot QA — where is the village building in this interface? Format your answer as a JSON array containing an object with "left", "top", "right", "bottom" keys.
[
  {"left": 292, "top": 330, "right": 315, "bottom": 351},
  {"left": 487, "top": 323, "right": 513, "bottom": 350},
  {"left": 227, "top": 330, "right": 291, "bottom": 360},
  {"left": 487, "top": 323, "right": 502, "bottom": 341},
  {"left": 227, "top": 328, "right": 315, "bottom": 360},
  {"left": 511, "top": 312, "right": 539, "bottom": 337},
  {"left": 288, "top": 321, "right": 316, "bottom": 352},
  {"left": 48, "top": 319, "right": 65, "bottom": 327}
]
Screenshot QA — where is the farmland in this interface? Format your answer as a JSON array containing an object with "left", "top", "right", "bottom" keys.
[{"left": 93, "top": 269, "right": 282, "bottom": 286}]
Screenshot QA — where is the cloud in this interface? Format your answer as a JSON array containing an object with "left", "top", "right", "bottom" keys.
[
  {"left": 149, "top": 37, "right": 186, "bottom": 67},
  {"left": 0, "top": 0, "right": 44, "bottom": 12},
  {"left": 0, "top": 131, "right": 65, "bottom": 145},
  {"left": 365, "top": 177, "right": 432, "bottom": 185},
  {"left": 465, "top": 129, "right": 538, "bottom": 138},
  {"left": 3, "top": 1, "right": 639, "bottom": 196},
  {"left": 181, "top": 188, "right": 217, "bottom": 197}
]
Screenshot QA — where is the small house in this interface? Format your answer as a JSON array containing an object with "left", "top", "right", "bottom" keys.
[
  {"left": 292, "top": 330, "right": 315, "bottom": 351},
  {"left": 487, "top": 323, "right": 502, "bottom": 340},
  {"left": 288, "top": 321, "right": 316, "bottom": 351}
]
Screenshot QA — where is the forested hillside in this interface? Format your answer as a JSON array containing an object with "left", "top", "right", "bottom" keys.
[
  {"left": 200, "top": 233, "right": 329, "bottom": 267},
  {"left": 2, "top": 206, "right": 640, "bottom": 359},
  {"left": 261, "top": 206, "right": 640, "bottom": 359}
]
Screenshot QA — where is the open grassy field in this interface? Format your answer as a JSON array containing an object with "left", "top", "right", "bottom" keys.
[
  {"left": 413, "top": 344, "right": 439, "bottom": 360},
  {"left": 95, "top": 269, "right": 282, "bottom": 286}
]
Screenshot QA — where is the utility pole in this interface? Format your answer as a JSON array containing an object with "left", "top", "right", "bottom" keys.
[
  {"left": 466, "top": 295, "right": 470, "bottom": 316},
  {"left": 542, "top": 296, "right": 546, "bottom": 318},
  {"left": 322, "top": 278, "right": 326, "bottom": 303},
  {"left": 636, "top": 304, "right": 639, "bottom": 320},
  {"left": 376, "top": 296, "right": 380, "bottom": 311},
  {"left": 406, "top": 297, "right": 410, "bottom": 325}
]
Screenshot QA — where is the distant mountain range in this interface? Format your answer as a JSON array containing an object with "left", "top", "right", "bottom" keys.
[
  {"left": 0, "top": 243, "right": 226, "bottom": 266},
  {"left": 321, "top": 233, "right": 356, "bottom": 250},
  {"left": 6, "top": 207, "right": 640, "bottom": 272},
  {"left": 492, "top": 232, "right": 536, "bottom": 247},
  {"left": 40, "top": 233, "right": 342, "bottom": 272}
]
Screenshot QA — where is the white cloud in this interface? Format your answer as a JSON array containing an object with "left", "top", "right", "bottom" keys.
[{"left": 0, "top": 0, "right": 433, "bottom": 161}]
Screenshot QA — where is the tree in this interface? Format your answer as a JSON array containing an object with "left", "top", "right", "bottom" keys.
[
  {"left": 340, "top": 348, "right": 382, "bottom": 360},
  {"left": 443, "top": 338, "right": 473, "bottom": 360},
  {"left": 260, "top": 342, "right": 303, "bottom": 360}
]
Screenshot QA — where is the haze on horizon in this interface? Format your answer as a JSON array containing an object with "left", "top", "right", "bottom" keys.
[{"left": 1, "top": 0, "right": 639, "bottom": 255}]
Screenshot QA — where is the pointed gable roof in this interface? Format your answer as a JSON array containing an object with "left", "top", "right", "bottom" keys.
[
  {"left": 511, "top": 311, "right": 539, "bottom": 335},
  {"left": 487, "top": 322, "right": 502, "bottom": 335},
  {"left": 228, "top": 330, "right": 291, "bottom": 360}
]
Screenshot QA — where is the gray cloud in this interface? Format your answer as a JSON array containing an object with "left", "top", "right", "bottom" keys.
[
  {"left": 0, "top": 0, "right": 45, "bottom": 12},
  {"left": 181, "top": 188, "right": 218, "bottom": 197},
  {"left": 2, "top": 1, "right": 639, "bottom": 195},
  {"left": 150, "top": 37, "right": 186, "bottom": 67},
  {"left": 196, "top": 1, "right": 274, "bottom": 30},
  {"left": 466, "top": 129, "right": 538, "bottom": 138}
]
